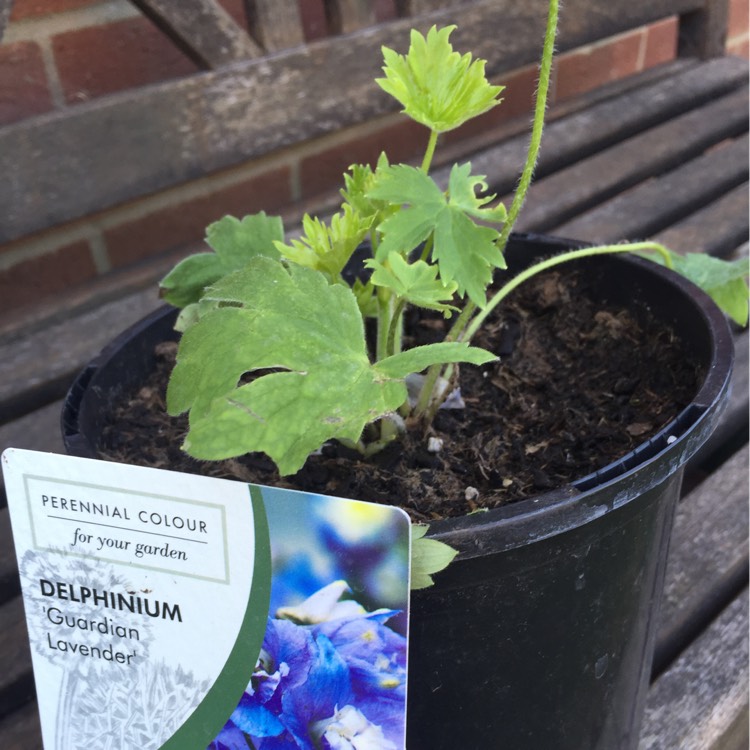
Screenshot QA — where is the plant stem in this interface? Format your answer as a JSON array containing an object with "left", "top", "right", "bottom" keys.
[
  {"left": 463, "top": 242, "right": 674, "bottom": 343},
  {"left": 386, "top": 298, "right": 407, "bottom": 357},
  {"left": 421, "top": 129, "right": 439, "bottom": 173},
  {"left": 376, "top": 289, "right": 392, "bottom": 361},
  {"left": 413, "top": 301, "right": 476, "bottom": 418},
  {"left": 497, "top": 0, "right": 558, "bottom": 253},
  {"left": 418, "top": 0, "right": 559, "bottom": 422}
]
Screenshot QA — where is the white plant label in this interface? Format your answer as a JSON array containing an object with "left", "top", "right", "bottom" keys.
[{"left": 2, "top": 449, "right": 410, "bottom": 750}]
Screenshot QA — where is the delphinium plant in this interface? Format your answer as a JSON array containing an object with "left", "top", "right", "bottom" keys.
[{"left": 160, "top": 1, "right": 748, "bottom": 584}]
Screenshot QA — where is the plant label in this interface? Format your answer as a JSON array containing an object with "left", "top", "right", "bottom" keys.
[{"left": 2, "top": 449, "right": 411, "bottom": 750}]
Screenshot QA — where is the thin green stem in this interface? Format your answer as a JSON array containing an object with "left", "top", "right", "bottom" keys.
[
  {"left": 386, "top": 298, "right": 407, "bottom": 357},
  {"left": 497, "top": 0, "right": 558, "bottom": 253},
  {"left": 375, "top": 289, "right": 392, "bottom": 362},
  {"left": 421, "top": 129, "right": 439, "bottom": 173},
  {"left": 413, "top": 301, "right": 476, "bottom": 418},
  {"left": 463, "top": 242, "right": 674, "bottom": 343},
  {"left": 419, "top": 234, "right": 434, "bottom": 263}
]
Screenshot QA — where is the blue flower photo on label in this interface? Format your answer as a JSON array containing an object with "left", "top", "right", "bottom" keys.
[{"left": 208, "top": 489, "right": 410, "bottom": 750}]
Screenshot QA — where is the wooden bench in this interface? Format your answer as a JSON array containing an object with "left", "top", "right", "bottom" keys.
[{"left": 0, "top": 0, "right": 747, "bottom": 747}]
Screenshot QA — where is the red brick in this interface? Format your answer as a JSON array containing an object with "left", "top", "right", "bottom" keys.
[
  {"left": 52, "top": 16, "right": 199, "bottom": 104},
  {"left": 10, "top": 0, "right": 99, "bottom": 21},
  {"left": 299, "top": 0, "right": 329, "bottom": 41},
  {"left": 0, "top": 41, "right": 54, "bottom": 125},
  {"left": 374, "top": 0, "right": 398, "bottom": 23},
  {"left": 727, "top": 36, "right": 750, "bottom": 59},
  {"left": 217, "top": 0, "right": 247, "bottom": 28},
  {"left": 556, "top": 30, "right": 643, "bottom": 101},
  {"left": 105, "top": 166, "right": 292, "bottom": 269},
  {"left": 299, "top": 119, "right": 427, "bottom": 198},
  {"left": 643, "top": 17, "right": 678, "bottom": 69},
  {"left": 0, "top": 241, "right": 97, "bottom": 312},
  {"left": 728, "top": 0, "right": 749, "bottom": 39}
]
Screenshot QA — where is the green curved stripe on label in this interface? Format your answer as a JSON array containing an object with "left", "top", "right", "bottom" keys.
[{"left": 161, "top": 485, "right": 272, "bottom": 750}]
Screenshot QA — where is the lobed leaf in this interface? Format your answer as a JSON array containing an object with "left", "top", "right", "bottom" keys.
[
  {"left": 366, "top": 252, "right": 459, "bottom": 313},
  {"left": 377, "top": 25, "right": 504, "bottom": 133},
  {"left": 167, "top": 257, "right": 496, "bottom": 475},
  {"left": 368, "top": 163, "right": 506, "bottom": 306},
  {"left": 274, "top": 205, "right": 370, "bottom": 280},
  {"left": 159, "top": 213, "right": 283, "bottom": 308}
]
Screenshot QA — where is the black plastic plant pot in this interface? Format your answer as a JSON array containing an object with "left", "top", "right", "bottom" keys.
[{"left": 62, "top": 234, "right": 734, "bottom": 750}]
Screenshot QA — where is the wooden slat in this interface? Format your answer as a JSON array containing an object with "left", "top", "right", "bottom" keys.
[
  {"left": 651, "top": 183, "right": 749, "bottom": 258},
  {"left": 640, "top": 589, "right": 749, "bottom": 750},
  {"left": 678, "top": 0, "right": 731, "bottom": 59},
  {"left": 248, "top": 0, "right": 305, "bottom": 51},
  {"left": 0, "top": 700, "right": 42, "bottom": 750},
  {"left": 0, "top": 508, "right": 20, "bottom": 600},
  {"left": 0, "top": 401, "right": 64, "bottom": 463},
  {"left": 688, "top": 332, "right": 750, "bottom": 470},
  {"left": 652, "top": 448, "right": 749, "bottom": 675},
  {"left": 0, "top": 0, "right": 730, "bottom": 245},
  {"left": 129, "top": 0, "right": 262, "bottom": 68},
  {"left": 0, "top": 0, "right": 12, "bottom": 44},
  {"left": 0, "top": 289, "right": 161, "bottom": 426},
  {"left": 436, "top": 57, "right": 748, "bottom": 197},
  {"left": 405, "top": 0, "right": 470, "bottom": 13},
  {"left": 0, "top": 597, "right": 34, "bottom": 718},
  {"left": 332, "top": 0, "right": 378, "bottom": 32},
  {"left": 515, "top": 88, "right": 749, "bottom": 234},
  {"left": 553, "top": 134, "right": 749, "bottom": 243}
]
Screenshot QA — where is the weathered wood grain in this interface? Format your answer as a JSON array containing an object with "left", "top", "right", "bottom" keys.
[
  {"left": 248, "top": 0, "right": 305, "bottom": 51},
  {"left": 515, "top": 87, "right": 749, "bottom": 234},
  {"left": 0, "top": 289, "right": 161, "bottom": 426},
  {"left": 0, "top": 401, "right": 64, "bottom": 465},
  {"left": 651, "top": 182, "right": 749, "bottom": 258},
  {"left": 653, "top": 448, "right": 749, "bottom": 675},
  {"left": 0, "top": 700, "right": 41, "bottom": 750},
  {"left": 0, "top": 508, "right": 20, "bottom": 600},
  {"left": 688, "top": 331, "right": 749, "bottom": 471},
  {"left": 0, "top": 0, "right": 11, "bottom": 44},
  {"left": 640, "top": 589, "right": 749, "bottom": 750},
  {"left": 0, "top": 0, "right": 726, "bottom": 245},
  {"left": 333, "top": 0, "right": 378, "bottom": 32},
  {"left": 437, "top": 57, "right": 749, "bottom": 197},
  {"left": 129, "top": 0, "right": 262, "bottom": 68},
  {"left": 406, "top": 0, "right": 471, "bottom": 12},
  {"left": 553, "top": 134, "right": 749, "bottom": 243},
  {"left": 0, "top": 597, "right": 34, "bottom": 718}
]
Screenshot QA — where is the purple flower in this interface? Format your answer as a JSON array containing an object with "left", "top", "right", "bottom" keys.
[{"left": 209, "top": 583, "right": 406, "bottom": 749}]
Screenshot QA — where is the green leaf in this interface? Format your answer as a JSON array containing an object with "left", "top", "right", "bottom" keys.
[
  {"left": 167, "top": 257, "right": 495, "bottom": 475},
  {"left": 173, "top": 299, "right": 220, "bottom": 332},
  {"left": 366, "top": 252, "right": 459, "bottom": 313},
  {"left": 377, "top": 25, "right": 504, "bottom": 133},
  {"left": 274, "top": 205, "right": 370, "bottom": 280},
  {"left": 159, "top": 213, "right": 283, "bottom": 308},
  {"left": 410, "top": 524, "right": 458, "bottom": 589},
  {"left": 669, "top": 252, "right": 749, "bottom": 326},
  {"left": 647, "top": 249, "right": 749, "bottom": 326},
  {"left": 341, "top": 154, "right": 392, "bottom": 223},
  {"left": 448, "top": 162, "right": 507, "bottom": 224},
  {"left": 379, "top": 341, "right": 496, "bottom": 378},
  {"left": 368, "top": 163, "right": 506, "bottom": 306}
]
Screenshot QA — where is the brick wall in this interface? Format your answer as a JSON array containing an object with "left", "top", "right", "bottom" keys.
[
  {"left": 727, "top": 0, "right": 749, "bottom": 58},
  {"left": 0, "top": 1, "right": 743, "bottom": 316}
]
